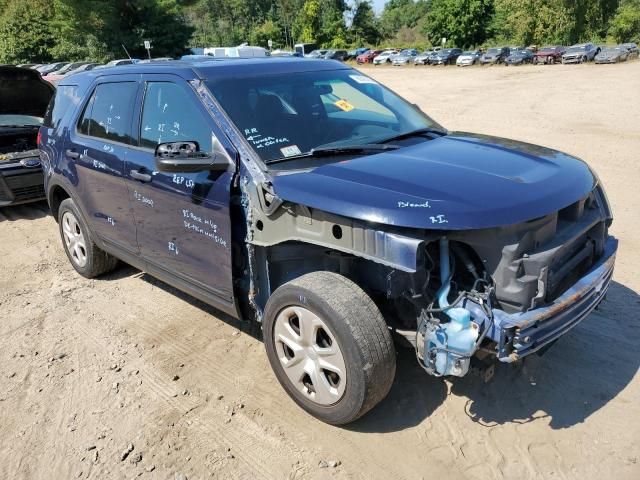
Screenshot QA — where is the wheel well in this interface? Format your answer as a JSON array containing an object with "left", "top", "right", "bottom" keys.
[{"left": 49, "top": 185, "right": 70, "bottom": 222}]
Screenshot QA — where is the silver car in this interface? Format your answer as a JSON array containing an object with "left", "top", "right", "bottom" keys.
[
  {"left": 392, "top": 49, "right": 419, "bottom": 66},
  {"left": 456, "top": 50, "right": 481, "bottom": 66},
  {"left": 595, "top": 46, "right": 629, "bottom": 64},
  {"left": 562, "top": 43, "right": 600, "bottom": 63},
  {"left": 373, "top": 49, "right": 399, "bottom": 65}
]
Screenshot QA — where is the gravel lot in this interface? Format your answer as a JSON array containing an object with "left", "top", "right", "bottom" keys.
[{"left": 1, "top": 61, "right": 639, "bottom": 480}]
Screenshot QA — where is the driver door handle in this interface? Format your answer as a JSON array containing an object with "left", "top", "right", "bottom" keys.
[{"left": 130, "top": 169, "right": 152, "bottom": 183}]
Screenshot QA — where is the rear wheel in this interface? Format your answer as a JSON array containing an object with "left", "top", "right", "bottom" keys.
[
  {"left": 263, "top": 271, "right": 396, "bottom": 425},
  {"left": 58, "top": 198, "right": 118, "bottom": 278}
]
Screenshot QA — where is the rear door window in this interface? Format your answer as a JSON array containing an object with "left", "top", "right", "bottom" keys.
[{"left": 77, "top": 82, "right": 137, "bottom": 144}]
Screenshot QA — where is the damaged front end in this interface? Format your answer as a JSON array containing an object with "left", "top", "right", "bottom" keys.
[{"left": 243, "top": 171, "right": 616, "bottom": 378}]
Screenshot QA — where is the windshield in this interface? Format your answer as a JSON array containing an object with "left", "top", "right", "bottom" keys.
[
  {"left": 206, "top": 69, "right": 442, "bottom": 164},
  {"left": 487, "top": 48, "right": 500, "bottom": 54},
  {"left": 462, "top": 51, "right": 476, "bottom": 55},
  {"left": 0, "top": 114, "right": 42, "bottom": 126},
  {"left": 567, "top": 46, "right": 586, "bottom": 53}
]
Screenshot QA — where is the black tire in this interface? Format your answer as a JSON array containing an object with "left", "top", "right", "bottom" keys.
[
  {"left": 58, "top": 198, "right": 118, "bottom": 278},
  {"left": 263, "top": 271, "right": 396, "bottom": 425}
]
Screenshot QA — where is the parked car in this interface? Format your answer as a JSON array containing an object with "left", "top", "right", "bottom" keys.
[
  {"left": 533, "top": 45, "right": 565, "bottom": 64},
  {"left": 36, "top": 62, "right": 69, "bottom": 75},
  {"left": 480, "top": 47, "right": 510, "bottom": 65},
  {"left": 94, "top": 59, "right": 138, "bottom": 69},
  {"left": 39, "top": 58, "right": 617, "bottom": 425},
  {"left": 43, "top": 62, "right": 95, "bottom": 84},
  {"left": 621, "top": 42, "right": 638, "bottom": 59},
  {"left": 414, "top": 50, "right": 435, "bottom": 65},
  {"left": 304, "top": 49, "right": 328, "bottom": 59},
  {"left": 372, "top": 49, "right": 398, "bottom": 65},
  {"left": 505, "top": 48, "right": 534, "bottom": 65},
  {"left": 456, "top": 50, "right": 481, "bottom": 66},
  {"left": 430, "top": 48, "right": 463, "bottom": 65},
  {"left": 392, "top": 49, "right": 419, "bottom": 65},
  {"left": 323, "top": 50, "right": 348, "bottom": 61},
  {"left": 0, "top": 66, "right": 54, "bottom": 206},
  {"left": 346, "top": 48, "right": 368, "bottom": 61},
  {"left": 595, "top": 45, "right": 630, "bottom": 64},
  {"left": 562, "top": 43, "right": 600, "bottom": 63},
  {"left": 138, "top": 57, "right": 174, "bottom": 63},
  {"left": 356, "top": 49, "right": 381, "bottom": 64},
  {"left": 64, "top": 63, "right": 100, "bottom": 76}
]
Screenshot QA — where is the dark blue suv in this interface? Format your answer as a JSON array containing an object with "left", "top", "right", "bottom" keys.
[{"left": 39, "top": 58, "right": 617, "bottom": 424}]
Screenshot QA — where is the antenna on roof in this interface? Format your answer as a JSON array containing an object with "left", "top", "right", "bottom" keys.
[{"left": 121, "top": 44, "right": 132, "bottom": 60}]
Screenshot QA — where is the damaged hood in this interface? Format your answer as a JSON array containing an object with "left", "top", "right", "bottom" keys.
[
  {"left": 0, "top": 66, "right": 54, "bottom": 117},
  {"left": 271, "top": 133, "right": 595, "bottom": 230}
]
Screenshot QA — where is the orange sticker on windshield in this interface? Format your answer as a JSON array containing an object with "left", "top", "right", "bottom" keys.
[{"left": 334, "top": 99, "right": 355, "bottom": 112}]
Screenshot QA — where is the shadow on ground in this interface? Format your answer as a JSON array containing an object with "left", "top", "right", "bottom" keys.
[
  {"left": 352, "top": 280, "right": 640, "bottom": 433},
  {"left": 99, "top": 262, "right": 640, "bottom": 434},
  {"left": 0, "top": 201, "right": 50, "bottom": 222}
]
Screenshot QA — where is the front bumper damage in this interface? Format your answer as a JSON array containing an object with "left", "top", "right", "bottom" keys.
[{"left": 492, "top": 236, "right": 617, "bottom": 362}]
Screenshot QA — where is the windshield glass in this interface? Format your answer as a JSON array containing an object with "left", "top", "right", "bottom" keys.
[
  {"left": 487, "top": 48, "right": 500, "bottom": 54},
  {"left": 462, "top": 51, "right": 475, "bottom": 55},
  {"left": 567, "top": 46, "right": 586, "bottom": 53},
  {"left": 206, "top": 69, "right": 442, "bottom": 164},
  {"left": 0, "top": 114, "right": 43, "bottom": 126}
]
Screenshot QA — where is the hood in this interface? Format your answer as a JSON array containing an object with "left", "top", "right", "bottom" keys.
[
  {"left": 0, "top": 66, "right": 54, "bottom": 117},
  {"left": 271, "top": 133, "right": 595, "bottom": 230}
]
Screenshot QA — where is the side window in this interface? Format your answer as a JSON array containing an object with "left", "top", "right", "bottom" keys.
[
  {"left": 43, "top": 85, "right": 80, "bottom": 129},
  {"left": 139, "top": 82, "right": 213, "bottom": 152},
  {"left": 76, "top": 82, "right": 137, "bottom": 144}
]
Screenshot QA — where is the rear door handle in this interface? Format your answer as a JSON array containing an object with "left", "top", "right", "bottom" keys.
[
  {"left": 130, "top": 169, "right": 152, "bottom": 183},
  {"left": 66, "top": 149, "right": 80, "bottom": 159}
]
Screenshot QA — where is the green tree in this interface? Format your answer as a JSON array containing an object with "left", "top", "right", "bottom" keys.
[
  {"left": 350, "top": 0, "right": 380, "bottom": 45},
  {"left": 378, "top": 0, "right": 429, "bottom": 40},
  {"left": 423, "top": 0, "right": 494, "bottom": 48},
  {"left": 0, "top": 0, "right": 55, "bottom": 63},
  {"left": 609, "top": 0, "right": 640, "bottom": 42}
]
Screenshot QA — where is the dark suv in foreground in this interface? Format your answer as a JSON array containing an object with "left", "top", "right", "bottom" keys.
[{"left": 40, "top": 59, "right": 617, "bottom": 425}]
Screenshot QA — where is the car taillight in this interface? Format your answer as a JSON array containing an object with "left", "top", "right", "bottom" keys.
[{"left": 36, "top": 130, "right": 42, "bottom": 147}]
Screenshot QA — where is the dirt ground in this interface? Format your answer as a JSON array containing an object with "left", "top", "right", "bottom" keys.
[{"left": 1, "top": 61, "right": 639, "bottom": 480}]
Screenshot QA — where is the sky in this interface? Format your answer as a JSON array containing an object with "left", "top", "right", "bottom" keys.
[{"left": 372, "top": 0, "right": 386, "bottom": 13}]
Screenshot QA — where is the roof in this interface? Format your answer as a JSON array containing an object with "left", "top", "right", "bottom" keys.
[{"left": 59, "top": 58, "right": 351, "bottom": 87}]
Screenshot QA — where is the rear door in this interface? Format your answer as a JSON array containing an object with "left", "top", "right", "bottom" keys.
[
  {"left": 124, "top": 75, "right": 236, "bottom": 309},
  {"left": 66, "top": 76, "right": 139, "bottom": 253}
]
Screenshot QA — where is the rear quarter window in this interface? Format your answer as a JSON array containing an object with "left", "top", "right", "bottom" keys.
[{"left": 43, "top": 85, "right": 80, "bottom": 129}]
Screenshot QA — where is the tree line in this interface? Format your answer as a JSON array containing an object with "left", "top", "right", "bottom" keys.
[{"left": 1, "top": 0, "right": 639, "bottom": 64}]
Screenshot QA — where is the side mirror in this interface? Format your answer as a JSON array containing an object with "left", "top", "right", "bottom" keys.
[{"left": 155, "top": 141, "right": 230, "bottom": 173}]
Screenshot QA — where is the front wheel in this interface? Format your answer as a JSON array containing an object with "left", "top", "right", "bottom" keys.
[{"left": 263, "top": 271, "right": 396, "bottom": 425}]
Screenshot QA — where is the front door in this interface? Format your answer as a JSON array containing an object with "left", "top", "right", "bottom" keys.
[
  {"left": 66, "top": 78, "right": 139, "bottom": 252},
  {"left": 125, "top": 76, "right": 236, "bottom": 308}
]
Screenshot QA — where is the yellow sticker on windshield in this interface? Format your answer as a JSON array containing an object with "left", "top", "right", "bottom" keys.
[{"left": 334, "top": 99, "right": 355, "bottom": 112}]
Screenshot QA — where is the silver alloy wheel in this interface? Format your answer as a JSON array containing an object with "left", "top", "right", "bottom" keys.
[
  {"left": 62, "top": 211, "right": 88, "bottom": 267},
  {"left": 273, "top": 306, "right": 347, "bottom": 406}
]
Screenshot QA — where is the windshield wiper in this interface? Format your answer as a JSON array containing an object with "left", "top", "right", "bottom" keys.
[
  {"left": 265, "top": 144, "right": 399, "bottom": 165},
  {"left": 376, "top": 127, "right": 446, "bottom": 144}
]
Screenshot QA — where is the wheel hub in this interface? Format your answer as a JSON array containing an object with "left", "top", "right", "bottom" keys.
[
  {"left": 273, "top": 306, "right": 347, "bottom": 406},
  {"left": 61, "top": 211, "right": 88, "bottom": 268}
]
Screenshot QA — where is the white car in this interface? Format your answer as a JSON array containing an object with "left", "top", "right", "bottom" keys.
[
  {"left": 456, "top": 50, "right": 481, "bottom": 66},
  {"left": 373, "top": 50, "right": 398, "bottom": 65}
]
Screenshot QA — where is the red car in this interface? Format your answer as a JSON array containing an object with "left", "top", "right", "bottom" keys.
[
  {"left": 533, "top": 46, "right": 566, "bottom": 64},
  {"left": 356, "top": 49, "right": 382, "bottom": 64}
]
